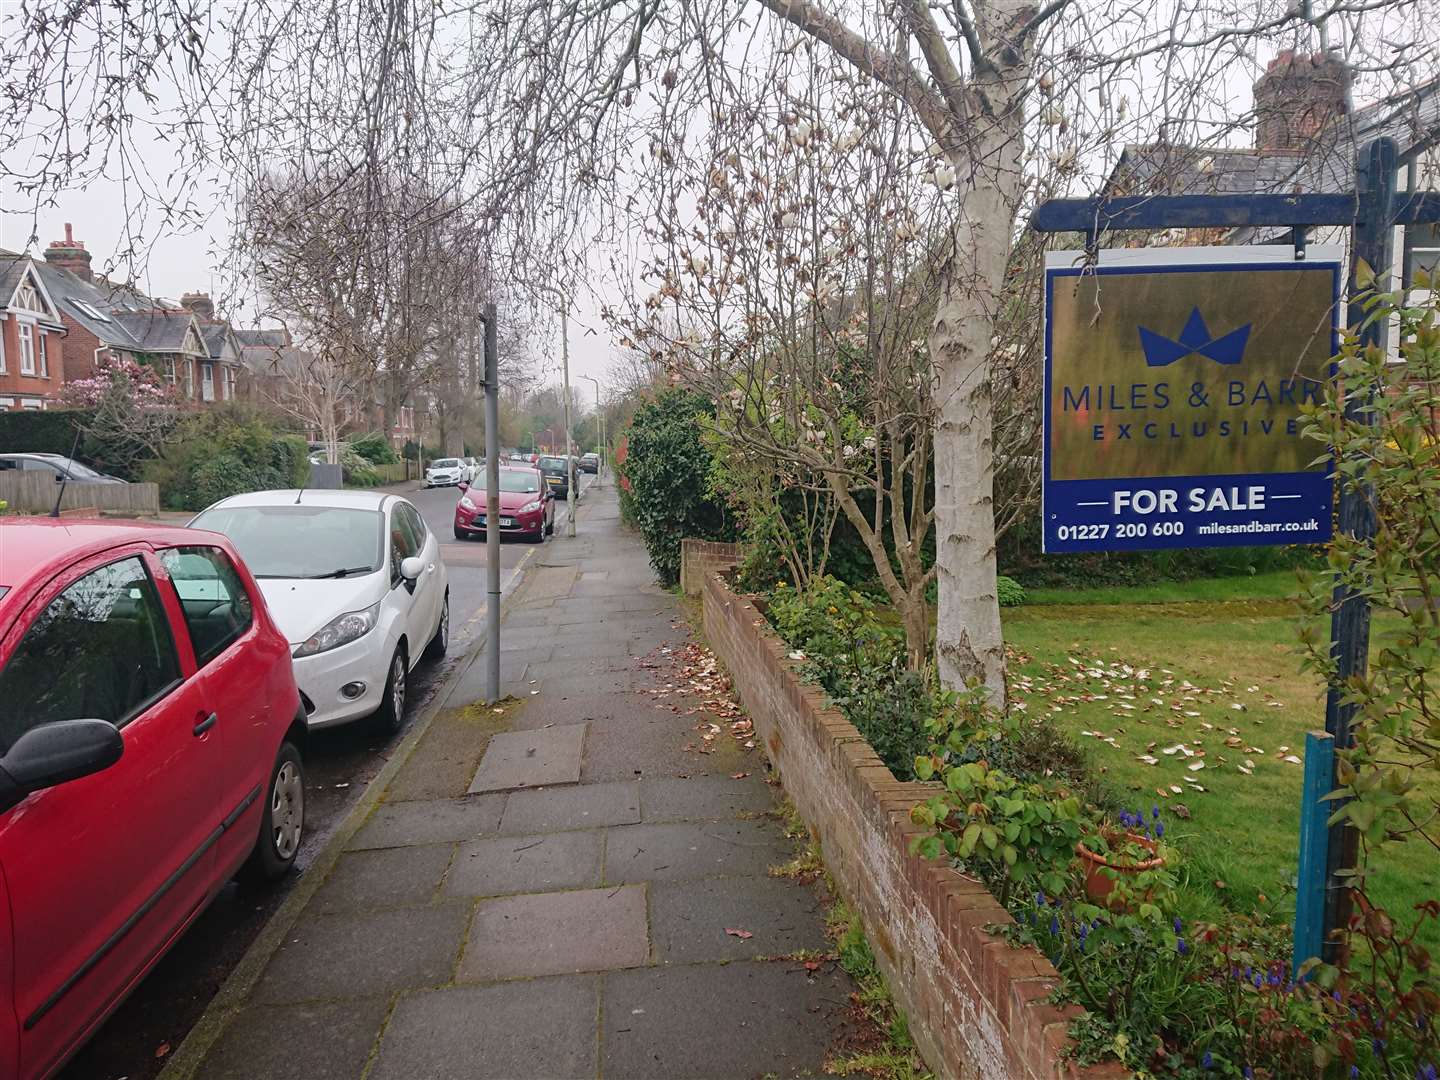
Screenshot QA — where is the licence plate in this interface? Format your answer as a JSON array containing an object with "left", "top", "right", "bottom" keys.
[
  {"left": 501, "top": 517, "right": 515, "bottom": 526},
  {"left": 547, "top": 476, "right": 561, "bottom": 484}
]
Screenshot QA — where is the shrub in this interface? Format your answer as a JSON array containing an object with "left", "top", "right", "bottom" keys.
[
  {"left": 996, "top": 575, "right": 1026, "bottom": 606},
  {"left": 146, "top": 408, "right": 309, "bottom": 510},
  {"left": 619, "top": 388, "right": 735, "bottom": 586},
  {"left": 348, "top": 431, "right": 399, "bottom": 465}
]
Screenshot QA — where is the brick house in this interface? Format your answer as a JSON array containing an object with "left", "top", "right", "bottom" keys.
[
  {"left": 0, "top": 226, "right": 245, "bottom": 409},
  {"left": 1109, "top": 54, "right": 1440, "bottom": 287},
  {"left": 0, "top": 257, "right": 67, "bottom": 411}
]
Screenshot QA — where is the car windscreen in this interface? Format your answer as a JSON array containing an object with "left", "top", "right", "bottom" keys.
[
  {"left": 431, "top": 458, "right": 461, "bottom": 469},
  {"left": 58, "top": 458, "right": 103, "bottom": 478},
  {"left": 470, "top": 472, "right": 542, "bottom": 494},
  {"left": 190, "top": 506, "right": 384, "bottom": 578},
  {"left": 538, "top": 457, "right": 566, "bottom": 471}
]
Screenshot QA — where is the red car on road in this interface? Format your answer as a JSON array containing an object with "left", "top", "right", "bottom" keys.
[
  {"left": 0, "top": 519, "right": 307, "bottom": 1080},
  {"left": 453, "top": 466, "right": 555, "bottom": 541}
]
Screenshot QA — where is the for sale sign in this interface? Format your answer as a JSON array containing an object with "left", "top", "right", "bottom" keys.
[{"left": 1042, "top": 246, "right": 1340, "bottom": 553}]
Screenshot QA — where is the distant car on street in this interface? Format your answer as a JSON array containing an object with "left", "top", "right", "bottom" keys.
[
  {"left": 579, "top": 453, "right": 600, "bottom": 474},
  {"left": 189, "top": 489, "right": 449, "bottom": 735},
  {"left": 537, "top": 455, "right": 574, "bottom": 499},
  {"left": 0, "top": 453, "right": 124, "bottom": 484},
  {"left": 0, "top": 517, "right": 306, "bottom": 1080},
  {"left": 454, "top": 466, "right": 554, "bottom": 542},
  {"left": 424, "top": 457, "right": 467, "bottom": 487}
]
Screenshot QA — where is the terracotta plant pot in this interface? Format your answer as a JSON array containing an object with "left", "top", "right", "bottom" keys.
[{"left": 1076, "top": 831, "right": 1164, "bottom": 908}]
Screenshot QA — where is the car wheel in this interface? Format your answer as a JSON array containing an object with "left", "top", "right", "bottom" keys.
[
  {"left": 425, "top": 593, "right": 449, "bottom": 661},
  {"left": 239, "top": 742, "right": 304, "bottom": 884},
  {"left": 453, "top": 524, "right": 468, "bottom": 541},
  {"left": 373, "top": 644, "right": 408, "bottom": 735}
]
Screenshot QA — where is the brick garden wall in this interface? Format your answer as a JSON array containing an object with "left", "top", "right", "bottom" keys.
[
  {"left": 679, "top": 539, "right": 746, "bottom": 597},
  {"left": 701, "top": 567, "right": 1127, "bottom": 1080}
]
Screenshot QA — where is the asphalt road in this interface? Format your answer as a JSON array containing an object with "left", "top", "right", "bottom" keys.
[{"left": 55, "top": 473, "right": 590, "bottom": 1080}]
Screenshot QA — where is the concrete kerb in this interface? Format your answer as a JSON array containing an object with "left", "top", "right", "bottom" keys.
[{"left": 156, "top": 560, "right": 546, "bottom": 1080}]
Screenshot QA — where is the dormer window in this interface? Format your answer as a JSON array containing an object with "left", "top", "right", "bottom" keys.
[{"left": 68, "top": 298, "right": 113, "bottom": 323}]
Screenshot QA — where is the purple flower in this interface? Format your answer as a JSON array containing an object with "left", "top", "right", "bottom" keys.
[
  {"left": 1177, "top": 937, "right": 1188, "bottom": 955},
  {"left": 1373, "top": 1037, "right": 1386, "bottom": 1055},
  {"left": 1155, "top": 821, "right": 1165, "bottom": 838},
  {"left": 1152, "top": 805, "right": 1161, "bottom": 819},
  {"left": 1417, "top": 1065, "right": 1438, "bottom": 1080},
  {"left": 1202, "top": 1051, "right": 1214, "bottom": 1069},
  {"left": 1050, "top": 916, "right": 1060, "bottom": 936},
  {"left": 1351, "top": 1067, "right": 1360, "bottom": 1079},
  {"left": 1244, "top": 1069, "right": 1254, "bottom": 1079},
  {"left": 1253, "top": 972, "right": 1263, "bottom": 989},
  {"left": 1173, "top": 916, "right": 1183, "bottom": 934}
]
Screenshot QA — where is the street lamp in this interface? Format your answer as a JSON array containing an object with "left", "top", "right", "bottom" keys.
[{"left": 580, "top": 375, "right": 605, "bottom": 480}]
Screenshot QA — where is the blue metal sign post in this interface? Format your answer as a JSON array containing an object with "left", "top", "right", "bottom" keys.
[{"left": 1031, "top": 136, "right": 1440, "bottom": 970}]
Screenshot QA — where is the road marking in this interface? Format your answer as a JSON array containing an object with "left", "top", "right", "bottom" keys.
[{"left": 461, "top": 546, "right": 537, "bottom": 631}]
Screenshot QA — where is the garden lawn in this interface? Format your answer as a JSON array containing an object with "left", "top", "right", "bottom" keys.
[{"left": 1002, "top": 588, "right": 1440, "bottom": 940}]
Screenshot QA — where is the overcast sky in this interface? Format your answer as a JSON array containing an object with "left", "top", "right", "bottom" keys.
[{"left": 0, "top": 190, "right": 620, "bottom": 397}]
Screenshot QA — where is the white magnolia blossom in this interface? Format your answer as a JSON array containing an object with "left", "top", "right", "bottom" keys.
[
  {"left": 932, "top": 164, "right": 955, "bottom": 190},
  {"left": 862, "top": 435, "right": 876, "bottom": 451},
  {"left": 842, "top": 444, "right": 857, "bottom": 459}
]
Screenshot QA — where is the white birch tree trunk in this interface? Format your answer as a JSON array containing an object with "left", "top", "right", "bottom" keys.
[{"left": 931, "top": 37, "right": 1028, "bottom": 707}]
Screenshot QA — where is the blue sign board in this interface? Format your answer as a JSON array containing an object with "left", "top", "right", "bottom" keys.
[{"left": 1042, "top": 247, "right": 1340, "bottom": 553}]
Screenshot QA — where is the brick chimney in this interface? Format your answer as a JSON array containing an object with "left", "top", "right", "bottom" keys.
[
  {"left": 44, "top": 223, "right": 93, "bottom": 282},
  {"left": 180, "top": 291, "right": 216, "bottom": 320},
  {"left": 1253, "top": 51, "right": 1351, "bottom": 151}
]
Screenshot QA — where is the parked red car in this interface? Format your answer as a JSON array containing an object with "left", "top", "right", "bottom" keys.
[
  {"left": 453, "top": 466, "right": 555, "bottom": 541},
  {"left": 0, "top": 519, "right": 306, "bottom": 1080}
]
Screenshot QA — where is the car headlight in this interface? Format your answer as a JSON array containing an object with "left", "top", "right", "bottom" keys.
[
  {"left": 460, "top": 495, "right": 476, "bottom": 510},
  {"left": 520, "top": 500, "right": 542, "bottom": 513},
  {"left": 293, "top": 602, "right": 381, "bottom": 658}
]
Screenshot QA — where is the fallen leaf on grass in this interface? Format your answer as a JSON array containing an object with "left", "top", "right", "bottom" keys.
[
  {"left": 155, "top": 1043, "right": 171, "bottom": 1059},
  {"left": 731, "top": 772, "right": 749, "bottom": 779},
  {"left": 1283, "top": 754, "right": 1302, "bottom": 764},
  {"left": 725, "top": 928, "right": 754, "bottom": 939}
]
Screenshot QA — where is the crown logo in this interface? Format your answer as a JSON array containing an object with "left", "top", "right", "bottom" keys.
[{"left": 1137, "top": 307, "right": 1251, "bottom": 368}]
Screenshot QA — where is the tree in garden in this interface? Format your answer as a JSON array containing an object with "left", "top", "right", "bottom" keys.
[
  {"left": 58, "top": 356, "right": 179, "bottom": 479},
  {"left": 1298, "top": 272, "right": 1440, "bottom": 996},
  {"left": 610, "top": 52, "right": 971, "bottom": 667}
]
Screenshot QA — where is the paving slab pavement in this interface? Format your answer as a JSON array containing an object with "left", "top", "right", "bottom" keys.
[{"left": 184, "top": 483, "right": 854, "bottom": 1079}]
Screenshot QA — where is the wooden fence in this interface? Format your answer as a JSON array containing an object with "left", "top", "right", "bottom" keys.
[{"left": 0, "top": 473, "right": 160, "bottom": 516}]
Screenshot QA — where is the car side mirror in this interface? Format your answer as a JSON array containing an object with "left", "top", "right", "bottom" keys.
[
  {"left": 457, "top": 481, "right": 469, "bottom": 493},
  {"left": 0, "top": 719, "right": 123, "bottom": 814},
  {"left": 400, "top": 556, "right": 424, "bottom": 581}
]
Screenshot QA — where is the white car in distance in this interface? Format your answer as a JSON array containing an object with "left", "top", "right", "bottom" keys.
[
  {"left": 189, "top": 489, "right": 449, "bottom": 734},
  {"left": 425, "top": 458, "right": 468, "bottom": 487}
]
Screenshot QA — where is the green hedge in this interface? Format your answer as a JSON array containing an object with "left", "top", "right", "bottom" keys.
[
  {"left": 144, "top": 408, "right": 309, "bottom": 511},
  {"left": 619, "top": 388, "right": 736, "bottom": 586},
  {"left": 0, "top": 409, "right": 93, "bottom": 457}
]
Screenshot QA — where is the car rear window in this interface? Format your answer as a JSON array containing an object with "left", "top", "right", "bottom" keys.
[
  {"left": 432, "top": 459, "right": 461, "bottom": 468},
  {"left": 539, "top": 457, "right": 567, "bottom": 470}
]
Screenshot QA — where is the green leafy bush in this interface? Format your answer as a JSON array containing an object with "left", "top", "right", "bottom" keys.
[
  {"left": 146, "top": 408, "right": 309, "bottom": 510},
  {"left": 996, "top": 575, "right": 1026, "bottom": 607},
  {"left": 348, "top": 431, "right": 399, "bottom": 465},
  {"left": 619, "top": 388, "right": 735, "bottom": 586}
]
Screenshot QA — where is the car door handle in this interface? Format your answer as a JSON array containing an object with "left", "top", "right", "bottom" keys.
[{"left": 193, "top": 712, "right": 218, "bottom": 736}]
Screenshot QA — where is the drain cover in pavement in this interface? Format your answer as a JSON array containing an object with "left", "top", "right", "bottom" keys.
[{"left": 467, "top": 723, "right": 587, "bottom": 793}]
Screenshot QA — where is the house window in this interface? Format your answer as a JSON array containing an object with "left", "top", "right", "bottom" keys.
[
  {"left": 225, "top": 366, "right": 237, "bottom": 400},
  {"left": 0, "top": 320, "right": 7, "bottom": 374},
  {"left": 38, "top": 332, "right": 48, "bottom": 377},
  {"left": 18, "top": 322, "right": 35, "bottom": 375},
  {"left": 1405, "top": 223, "right": 1440, "bottom": 288},
  {"left": 201, "top": 362, "right": 215, "bottom": 402},
  {"left": 161, "top": 358, "right": 177, "bottom": 386},
  {"left": 21, "top": 398, "right": 43, "bottom": 411},
  {"left": 183, "top": 360, "right": 194, "bottom": 398}
]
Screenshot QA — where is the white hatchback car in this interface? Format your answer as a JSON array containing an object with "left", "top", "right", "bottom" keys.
[
  {"left": 425, "top": 458, "right": 468, "bottom": 487},
  {"left": 189, "top": 490, "right": 449, "bottom": 733}
]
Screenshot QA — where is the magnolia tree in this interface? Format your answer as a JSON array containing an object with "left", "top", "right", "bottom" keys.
[
  {"left": 610, "top": 53, "right": 970, "bottom": 667},
  {"left": 59, "top": 356, "right": 179, "bottom": 478}
]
